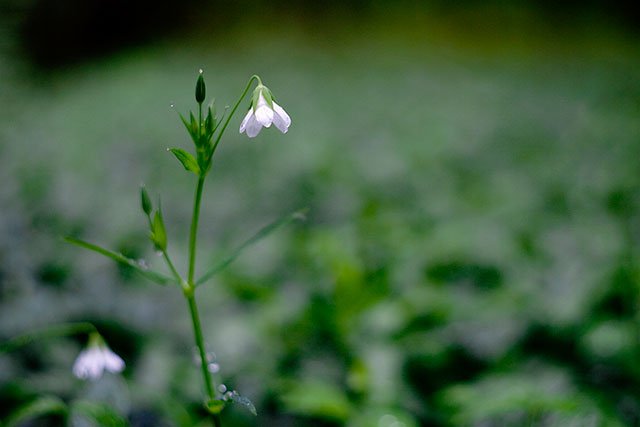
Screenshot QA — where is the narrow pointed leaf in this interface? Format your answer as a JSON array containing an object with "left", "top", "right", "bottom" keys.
[
  {"left": 196, "top": 208, "right": 307, "bottom": 287},
  {"left": 189, "top": 111, "right": 198, "bottom": 134},
  {"left": 180, "top": 114, "right": 198, "bottom": 144},
  {"left": 5, "top": 396, "right": 67, "bottom": 427},
  {"left": 64, "top": 236, "right": 175, "bottom": 285},
  {"left": 169, "top": 148, "right": 200, "bottom": 175}
]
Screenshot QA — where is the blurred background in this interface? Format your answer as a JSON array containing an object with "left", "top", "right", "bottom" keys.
[{"left": 1, "top": 0, "right": 639, "bottom": 426}]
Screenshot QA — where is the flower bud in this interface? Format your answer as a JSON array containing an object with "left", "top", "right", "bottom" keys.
[
  {"left": 151, "top": 210, "right": 167, "bottom": 251},
  {"left": 140, "top": 185, "right": 152, "bottom": 216},
  {"left": 195, "top": 72, "right": 206, "bottom": 104}
]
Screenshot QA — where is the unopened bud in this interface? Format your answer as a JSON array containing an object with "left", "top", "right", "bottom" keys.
[
  {"left": 195, "top": 72, "right": 206, "bottom": 104},
  {"left": 140, "top": 185, "right": 152, "bottom": 215}
]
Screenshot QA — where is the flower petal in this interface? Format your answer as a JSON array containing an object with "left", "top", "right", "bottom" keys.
[
  {"left": 254, "top": 92, "right": 274, "bottom": 127},
  {"left": 239, "top": 109, "right": 253, "bottom": 134},
  {"left": 254, "top": 105, "right": 273, "bottom": 127},
  {"left": 73, "top": 347, "right": 104, "bottom": 380},
  {"left": 272, "top": 102, "right": 291, "bottom": 133},
  {"left": 102, "top": 348, "right": 125, "bottom": 373},
  {"left": 245, "top": 114, "right": 263, "bottom": 138}
]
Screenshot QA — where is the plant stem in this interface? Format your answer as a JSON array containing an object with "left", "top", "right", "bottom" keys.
[
  {"left": 162, "top": 251, "right": 182, "bottom": 284},
  {"left": 185, "top": 173, "right": 221, "bottom": 426},
  {"left": 186, "top": 292, "right": 214, "bottom": 397},
  {"left": 188, "top": 176, "right": 205, "bottom": 285}
]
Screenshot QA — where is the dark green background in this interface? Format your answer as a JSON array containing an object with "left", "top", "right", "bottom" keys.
[{"left": 1, "top": 1, "right": 639, "bottom": 426}]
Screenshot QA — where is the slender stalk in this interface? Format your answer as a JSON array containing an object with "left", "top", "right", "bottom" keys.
[
  {"left": 210, "top": 75, "right": 260, "bottom": 156},
  {"left": 188, "top": 176, "right": 205, "bottom": 284},
  {"left": 162, "top": 251, "right": 183, "bottom": 284},
  {"left": 185, "top": 172, "right": 221, "bottom": 426},
  {"left": 181, "top": 75, "right": 262, "bottom": 426},
  {"left": 186, "top": 293, "right": 215, "bottom": 396}
]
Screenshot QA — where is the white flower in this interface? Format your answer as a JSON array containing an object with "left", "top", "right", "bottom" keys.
[
  {"left": 73, "top": 335, "right": 125, "bottom": 380},
  {"left": 239, "top": 85, "right": 291, "bottom": 138}
]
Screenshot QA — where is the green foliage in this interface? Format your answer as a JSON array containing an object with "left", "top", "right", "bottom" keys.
[
  {"left": 278, "top": 380, "right": 352, "bottom": 421},
  {"left": 64, "top": 236, "right": 174, "bottom": 285},
  {"left": 169, "top": 148, "right": 201, "bottom": 175},
  {"left": 3, "top": 396, "right": 67, "bottom": 427},
  {"left": 196, "top": 208, "right": 307, "bottom": 286},
  {"left": 71, "top": 401, "right": 129, "bottom": 427},
  {"left": 2, "top": 12, "right": 640, "bottom": 427}
]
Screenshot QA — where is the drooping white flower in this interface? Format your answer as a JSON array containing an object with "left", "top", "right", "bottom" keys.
[
  {"left": 73, "top": 334, "right": 125, "bottom": 380},
  {"left": 239, "top": 84, "right": 291, "bottom": 138}
]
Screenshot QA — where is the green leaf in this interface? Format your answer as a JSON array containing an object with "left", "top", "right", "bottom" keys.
[
  {"left": 4, "top": 396, "right": 67, "bottom": 427},
  {"left": 169, "top": 148, "right": 200, "bottom": 175},
  {"left": 151, "top": 210, "right": 167, "bottom": 251},
  {"left": 196, "top": 208, "right": 307, "bottom": 287},
  {"left": 64, "top": 236, "right": 175, "bottom": 286},
  {"left": 189, "top": 111, "right": 198, "bottom": 135},
  {"left": 179, "top": 112, "right": 199, "bottom": 146},
  {"left": 231, "top": 394, "right": 257, "bottom": 416},
  {"left": 204, "top": 105, "right": 215, "bottom": 137},
  {"left": 71, "top": 400, "right": 129, "bottom": 427},
  {"left": 279, "top": 380, "right": 350, "bottom": 421}
]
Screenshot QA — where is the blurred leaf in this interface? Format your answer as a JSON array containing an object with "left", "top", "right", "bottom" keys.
[
  {"left": 64, "top": 236, "right": 175, "bottom": 285},
  {"left": 196, "top": 208, "right": 307, "bottom": 286},
  {"left": 234, "top": 395, "right": 257, "bottom": 416},
  {"left": 279, "top": 380, "right": 351, "bottom": 421},
  {"left": 436, "top": 366, "right": 625, "bottom": 426},
  {"left": 168, "top": 148, "right": 200, "bottom": 175},
  {"left": 4, "top": 396, "right": 67, "bottom": 427},
  {"left": 71, "top": 400, "right": 129, "bottom": 427},
  {"left": 425, "top": 260, "right": 503, "bottom": 290},
  {"left": 348, "top": 407, "right": 418, "bottom": 427}
]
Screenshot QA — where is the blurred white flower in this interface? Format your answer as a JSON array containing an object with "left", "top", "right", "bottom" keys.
[
  {"left": 73, "top": 334, "right": 125, "bottom": 380},
  {"left": 240, "top": 85, "right": 291, "bottom": 138}
]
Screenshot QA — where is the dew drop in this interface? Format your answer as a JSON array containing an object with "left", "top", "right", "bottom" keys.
[
  {"left": 169, "top": 102, "right": 175, "bottom": 108},
  {"left": 136, "top": 259, "right": 149, "bottom": 270},
  {"left": 207, "top": 362, "right": 220, "bottom": 373},
  {"left": 218, "top": 384, "right": 227, "bottom": 393},
  {"left": 199, "top": 68, "right": 204, "bottom": 74}
]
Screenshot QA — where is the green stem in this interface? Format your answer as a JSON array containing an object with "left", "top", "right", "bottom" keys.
[
  {"left": 162, "top": 251, "right": 183, "bottom": 284},
  {"left": 186, "top": 292, "right": 221, "bottom": 426},
  {"left": 185, "top": 173, "right": 221, "bottom": 426},
  {"left": 210, "top": 75, "right": 260, "bottom": 157},
  {"left": 188, "top": 176, "right": 205, "bottom": 285},
  {"left": 186, "top": 292, "right": 215, "bottom": 397}
]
